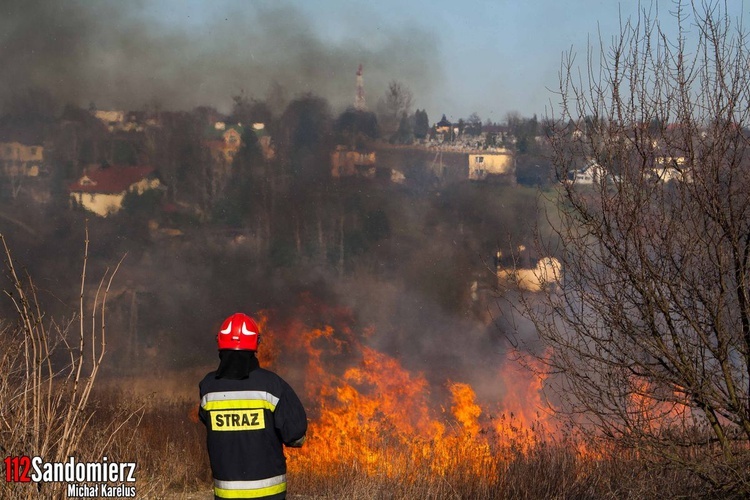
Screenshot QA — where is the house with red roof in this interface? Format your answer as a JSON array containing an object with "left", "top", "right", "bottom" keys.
[{"left": 69, "top": 164, "right": 163, "bottom": 217}]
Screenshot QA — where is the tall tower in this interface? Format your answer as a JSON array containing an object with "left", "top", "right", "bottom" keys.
[{"left": 354, "top": 64, "right": 366, "bottom": 111}]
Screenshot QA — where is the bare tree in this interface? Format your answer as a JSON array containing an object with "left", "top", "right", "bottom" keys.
[
  {"left": 521, "top": 1, "right": 750, "bottom": 494},
  {"left": 377, "top": 80, "right": 413, "bottom": 138}
]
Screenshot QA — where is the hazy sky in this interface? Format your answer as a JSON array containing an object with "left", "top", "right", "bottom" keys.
[
  {"left": 146, "top": 0, "right": 640, "bottom": 121},
  {"left": 3, "top": 0, "right": 748, "bottom": 124}
]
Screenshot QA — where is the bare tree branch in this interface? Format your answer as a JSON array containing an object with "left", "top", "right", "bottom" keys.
[{"left": 522, "top": 0, "right": 750, "bottom": 494}]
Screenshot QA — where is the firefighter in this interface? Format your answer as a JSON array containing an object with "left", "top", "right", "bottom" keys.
[{"left": 199, "top": 312, "right": 307, "bottom": 500}]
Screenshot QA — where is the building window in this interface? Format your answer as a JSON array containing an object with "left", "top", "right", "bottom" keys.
[{"left": 475, "top": 156, "right": 484, "bottom": 164}]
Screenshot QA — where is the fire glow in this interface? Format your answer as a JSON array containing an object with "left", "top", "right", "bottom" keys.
[{"left": 257, "top": 303, "right": 564, "bottom": 480}]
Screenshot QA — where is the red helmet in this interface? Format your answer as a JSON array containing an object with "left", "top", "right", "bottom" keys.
[{"left": 217, "top": 313, "right": 260, "bottom": 351}]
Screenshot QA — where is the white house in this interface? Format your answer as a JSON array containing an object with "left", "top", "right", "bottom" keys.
[
  {"left": 567, "top": 161, "right": 606, "bottom": 184},
  {"left": 468, "top": 152, "right": 514, "bottom": 180},
  {"left": 652, "top": 156, "right": 690, "bottom": 183},
  {"left": 497, "top": 256, "right": 562, "bottom": 292},
  {"left": 69, "top": 165, "right": 162, "bottom": 217}
]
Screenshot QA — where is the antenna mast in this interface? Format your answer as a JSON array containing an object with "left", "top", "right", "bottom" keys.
[{"left": 355, "top": 64, "right": 366, "bottom": 111}]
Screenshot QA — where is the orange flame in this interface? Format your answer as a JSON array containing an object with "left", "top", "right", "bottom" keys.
[
  {"left": 260, "top": 304, "right": 567, "bottom": 480},
  {"left": 627, "top": 376, "right": 693, "bottom": 434}
]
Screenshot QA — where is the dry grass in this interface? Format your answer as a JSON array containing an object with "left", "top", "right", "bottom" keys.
[
  {"left": 3, "top": 321, "right": 733, "bottom": 499},
  {"left": 1, "top": 234, "right": 744, "bottom": 499},
  {"left": 105, "top": 388, "right": 726, "bottom": 499},
  {"left": 1, "top": 315, "right": 741, "bottom": 499},
  {"left": 0, "top": 231, "right": 139, "bottom": 499}
]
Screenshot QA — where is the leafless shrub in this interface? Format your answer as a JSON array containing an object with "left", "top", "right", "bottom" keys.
[{"left": 0, "top": 230, "right": 144, "bottom": 499}]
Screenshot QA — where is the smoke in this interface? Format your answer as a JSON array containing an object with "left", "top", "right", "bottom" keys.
[
  {"left": 0, "top": 0, "right": 441, "bottom": 114},
  {"left": 330, "top": 272, "right": 541, "bottom": 405},
  {"left": 0, "top": 0, "right": 545, "bottom": 409}
]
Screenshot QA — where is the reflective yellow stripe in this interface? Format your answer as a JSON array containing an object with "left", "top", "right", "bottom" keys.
[
  {"left": 201, "top": 390, "right": 280, "bottom": 412},
  {"left": 215, "top": 483, "right": 286, "bottom": 498},
  {"left": 214, "top": 478, "right": 287, "bottom": 498},
  {"left": 203, "top": 399, "right": 276, "bottom": 412}
]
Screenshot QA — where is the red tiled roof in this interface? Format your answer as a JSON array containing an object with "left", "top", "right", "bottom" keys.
[{"left": 69, "top": 165, "right": 156, "bottom": 194}]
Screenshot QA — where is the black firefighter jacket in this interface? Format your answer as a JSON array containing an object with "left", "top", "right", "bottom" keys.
[{"left": 199, "top": 352, "right": 307, "bottom": 500}]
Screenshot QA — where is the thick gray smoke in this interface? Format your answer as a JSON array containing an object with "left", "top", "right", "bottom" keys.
[
  {"left": 0, "top": 0, "right": 440, "bottom": 113},
  {"left": 0, "top": 0, "right": 541, "bottom": 409}
]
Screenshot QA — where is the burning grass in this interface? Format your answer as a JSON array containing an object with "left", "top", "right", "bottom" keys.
[
  {"left": 0, "top": 252, "right": 740, "bottom": 499},
  {"left": 1, "top": 313, "right": 728, "bottom": 499}
]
